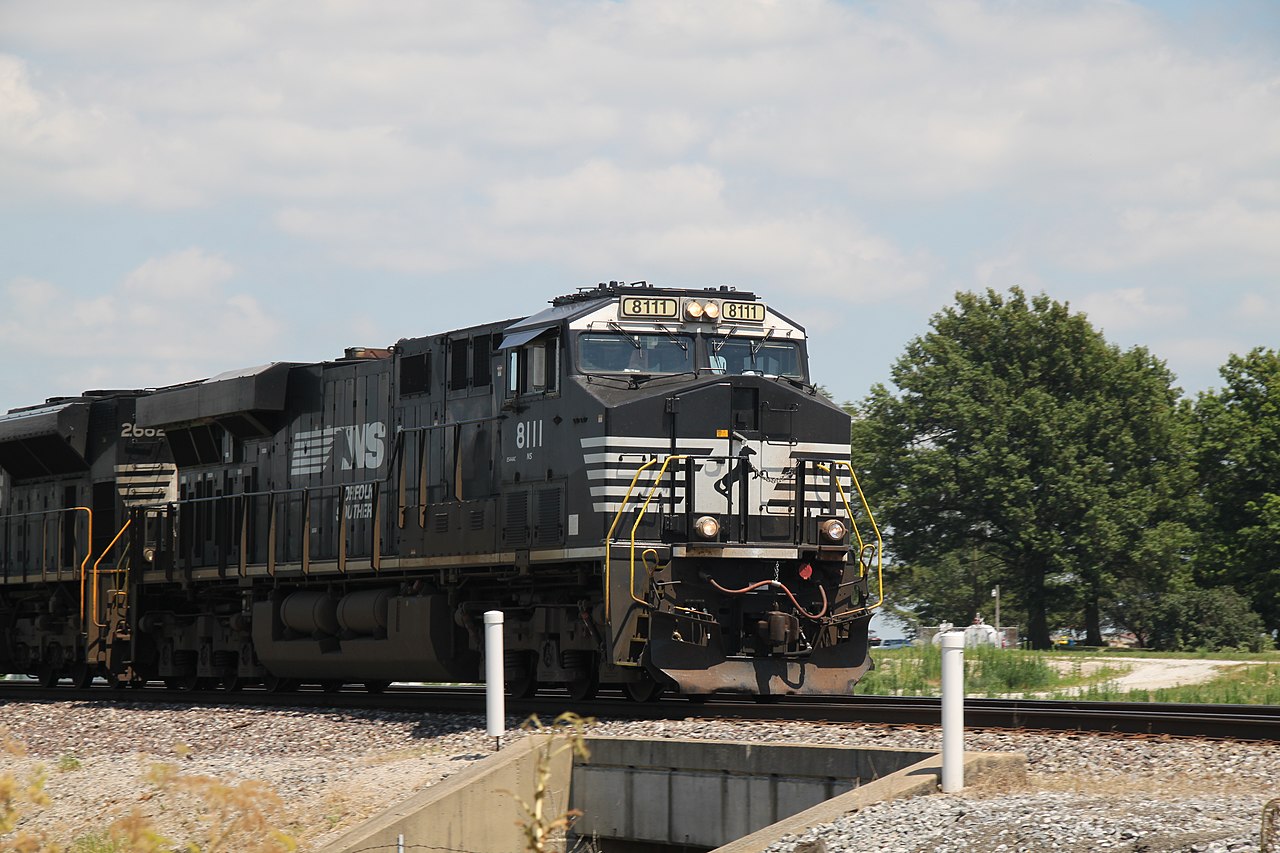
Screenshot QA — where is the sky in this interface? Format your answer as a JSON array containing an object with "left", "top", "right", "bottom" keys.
[{"left": 1, "top": 0, "right": 1277, "bottom": 413}]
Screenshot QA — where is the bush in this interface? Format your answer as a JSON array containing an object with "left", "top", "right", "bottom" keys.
[{"left": 1147, "top": 587, "right": 1271, "bottom": 652}]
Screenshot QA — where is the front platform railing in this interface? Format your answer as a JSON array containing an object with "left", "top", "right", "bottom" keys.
[{"left": 604, "top": 454, "right": 883, "bottom": 617}]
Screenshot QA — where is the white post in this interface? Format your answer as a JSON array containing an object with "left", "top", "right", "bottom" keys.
[
  {"left": 940, "top": 630, "right": 965, "bottom": 793},
  {"left": 484, "top": 610, "right": 505, "bottom": 750},
  {"left": 992, "top": 585, "right": 1001, "bottom": 638}
]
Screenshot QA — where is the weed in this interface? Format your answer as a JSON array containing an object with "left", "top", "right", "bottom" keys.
[
  {"left": 67, "top": 832, "right": 128, "bottom": 853},
  {"left": 511, "top": 712, "right": 594, "bottom": 853},
  {"left": 145, "top": 762, "right": 297, "bottom": 852},
  {"left": 67, "top": 814, "right": 174, "bottom": 853},
  {"left": 0, "top": 730, "right": 51, "bottom": 851},
  {"left": 56, "top": 755, "right": 81, "bottom": 773}
]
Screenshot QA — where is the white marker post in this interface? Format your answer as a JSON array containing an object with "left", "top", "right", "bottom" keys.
[
  {"left": 940, "top": 630, "right": 965, "bottom": 793},
  {"left": 484, "top": 610, "right": 505, "bottom": 750}
]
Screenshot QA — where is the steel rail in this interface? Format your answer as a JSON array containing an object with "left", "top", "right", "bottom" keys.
[{"left": 0, "top": 681, "right": 1275, "bottom": 741}]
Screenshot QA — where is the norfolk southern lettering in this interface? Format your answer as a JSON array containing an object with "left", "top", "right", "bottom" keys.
[{"left": 290, "top": 421, "right": 386, "bottom": 477}]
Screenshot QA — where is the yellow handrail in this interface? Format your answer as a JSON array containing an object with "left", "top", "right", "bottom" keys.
[
  {"left": 604, "top": 455, "right": 884, "bottom": 619},
  {"left": 626, "top": 455, "right": 688, "bottom": 608},
  {"left": 89, "top": 519, "right": 132, "bottom": 629},
  {"left": 604, "top": 457, "right": 660, "bottom": 616},
  {"left": 816, "top": 461, "right": 884, "bottom": 613},
  {"left": 604, "top": 455, "right": 712, "bottom": 646}
]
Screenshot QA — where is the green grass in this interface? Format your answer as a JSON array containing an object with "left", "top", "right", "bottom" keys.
[
  {"left": 1073, "top": 647, "right": 1280, "bottom": 662},
  {"left": 68, "top": 834, "right": 129, "bottom": 853},
  {"left": 1058, "top": 662, "right": 1280, "bottom": 705},
  {"left": 859, "top": 643, "right": 1062, "bottom": 696},
  {"left": 859, "top": 644, "right": 1280, "bottom": 704}
]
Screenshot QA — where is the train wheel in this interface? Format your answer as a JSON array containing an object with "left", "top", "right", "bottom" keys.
[
  {"left": 506, "top": 651, "right": 539, "bottom": 699},
  {"left": 623, "top": 675, "right": 663, "bottom": 703},
  {"left": 321, "top": 680, "right": 343, "bottom": 693},
  {"left": 70, "top": 662, "right": 94, "bottom": 690},
  {"left": 364, "top": 680, "right": 390, "bottom": 694},
  {"left": 753, "top": 694, "right": 781, "bottom": 704},
  {"left": 37, "top": 665, "right": 60, "bottom": 688},
  {"left": 263, "top": 673, "right": 294, "bottom": 693},
  {"left": 221, "top": 675, "right": 244, "bottom": 692},
  {"left": 566, "top": 663, "right": 599, "bottom": 703}
]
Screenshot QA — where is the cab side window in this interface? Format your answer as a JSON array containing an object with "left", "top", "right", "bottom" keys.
[{"left": 507, "top": 335, "right": 560, "bottom": 396}]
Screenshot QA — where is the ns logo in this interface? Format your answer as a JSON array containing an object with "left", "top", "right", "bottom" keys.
[{"left": 290, "top": 421, "right": 386, "bottom": 477}]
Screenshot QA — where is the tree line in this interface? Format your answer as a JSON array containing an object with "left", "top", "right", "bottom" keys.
[{"left": 848, "top": 287, "right": 1278, "bottom": 651}]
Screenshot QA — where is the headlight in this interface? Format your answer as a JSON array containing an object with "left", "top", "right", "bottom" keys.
[
  {"left": 819, "top": 518, "right": 847, "bottom": 542},
  {"left": 694, "top": 515, "right": 720, "bottom": 540},
  {"left": 703, "top": 301, "right": 721, "bottom": 320},
  {"left": 685, "top": 300, "right": 705, "bottom": 320}
]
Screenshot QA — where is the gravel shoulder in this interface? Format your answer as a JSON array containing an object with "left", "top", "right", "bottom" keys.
[
  {"left": 1102, "top": 657, "right": 1259, "bottom": 692},
  {"left": 1, "top": 698, "right": 1277, "bottom": 852},
  {"left": 1043, "top": 655, "right": 1248, "bottom": 693}
]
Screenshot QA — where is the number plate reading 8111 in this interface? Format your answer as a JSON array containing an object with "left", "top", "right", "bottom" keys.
[
  {"left": 721, "top": 300, "right": 766, "bottom": 323},
  {"left": 619, "top": 296, "right": 679, "bottom": 320}
]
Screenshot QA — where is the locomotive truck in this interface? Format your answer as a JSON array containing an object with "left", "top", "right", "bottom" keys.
[{"left": 0, "top": 282, "right": 882, "bottom": 700}]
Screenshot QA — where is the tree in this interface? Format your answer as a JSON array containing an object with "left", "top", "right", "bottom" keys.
[
  {"left": 1142, "top": 587, "right": 1271, "bottom": 652},
  {"left": 851, "top": 287, "right": 1196, "bottom": 648},
  {"left": 1193, "top": 348, "right": 1280, "bottom": 634},
  {"left": 885, "top": 546, "right": 1007, "bottom": 631}
]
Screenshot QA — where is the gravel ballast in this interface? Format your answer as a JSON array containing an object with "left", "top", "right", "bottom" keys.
[{"left": 1, "top": 700, "right": 1276, "bottom": 851}]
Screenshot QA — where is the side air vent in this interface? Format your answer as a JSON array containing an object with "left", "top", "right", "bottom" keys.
[
  {"left": 502, "top": 490, "right": 529, "bottom": 547},
  {"left": 534, "top": 487, "right": 563, "bottom": 546}
]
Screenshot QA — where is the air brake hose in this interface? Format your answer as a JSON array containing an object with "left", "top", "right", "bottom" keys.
[{"left": 705, "top": 577, "right": 829, "bottom": 620}]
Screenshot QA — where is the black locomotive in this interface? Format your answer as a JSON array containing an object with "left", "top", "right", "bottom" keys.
[{"left": 0, "top": 282, "right": 882, "bottom": 699}]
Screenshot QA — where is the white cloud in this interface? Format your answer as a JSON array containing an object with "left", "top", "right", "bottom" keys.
[
  {"left": 0, "top": 0, "right": 1277, "bottom": 406},
  {"left": 0, "top": 250, "right": 279, "bottom": 398},
  {"left": 488, "top": 161, "right": 727, "bottom": 228},
  {"left": 1231, "top": 291, "right": 1280, "bottom": 328},
  {"left": 272, "top": 157, "right": 935, "bottom": 299},
  {"left": 122, "top": 248, "right": 236, "bottom": 299},
  {"left": 1076, "top": 287, "right": 1188, "bottom": 333},
  {"left": 2, "top": 1, "right": 1275, "bottom": 256},
  {"left": 1071, "top": 201, "right": 1280, "bottom": 276},
  {"left": 973, "top": 254, "right": 1046, "bottom": 292}
]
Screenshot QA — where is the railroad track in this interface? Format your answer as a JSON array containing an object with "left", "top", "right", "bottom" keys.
[{"left": 2, "top": 680, "right": 1276, "bottom": 741}]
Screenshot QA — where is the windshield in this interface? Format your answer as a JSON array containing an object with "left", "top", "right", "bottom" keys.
[
  {"left": 578, "top": 332, "right": 693, "bottom": 374},
  {"left": 707, "top": 337, "right": 803, "bottom": 378}
]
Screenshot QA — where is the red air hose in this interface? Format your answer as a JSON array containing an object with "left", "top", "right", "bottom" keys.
[{"left": 706, "top": 577, "right": 829, "bottom": 620}]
